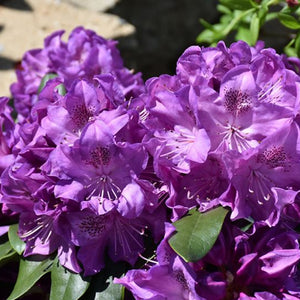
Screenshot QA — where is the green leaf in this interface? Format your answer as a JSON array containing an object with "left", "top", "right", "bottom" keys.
[
  {"left": 56, "top": 83, "right": 67, "bottom": 96},
  {"left": 50, "top": 259, "right": 90, "bottom": 300},
  {"left": 278, "top": 13, "right": 300, "bottom": 29},
  {"left": 199, "top": 18, "right": 214, "bottom": 30},
  {"left": 265, "top": 12, "right": 279, "bottom": 22},
  {"left": 219, "top": 0, "right": 257, "bottom": 10},
  {"left": 295, "top": 32, "right": 300, "bottom": 57},
  {"left": 8, "top": 224, "right": 26, "bottom": 255},
  {"left": 284, "top": 44, "right": 297, "bottom": 57},
  {"left": 38, "top": 73, "right": 58, "bottom": 93},
  {"left": 250, "top": 13, "right": 260, "bottom": 45},
  {"left": 169, "top": 207, "right": 228, "bottom": 262},
  {"left": 81, "top": 261, "right": 127, "bottom": 300},
  {"left": 284, "top": 37, "right": 296, "bottom": 57},
  {"left": 7, "top": 255, "right": 55, "bottom": 300},
  {"left": 222, "top": 9, "right": 256, "bottom": 36},
  {"left": 93, "top": 277, "right": 124, "bottom": 300},
  {"left": 235, "top": 25, "right": 252, "bottom": 44},
  {"left": 241, "top": 221, "right": 254, "bottom": 232},
  {"left": 196, "top": 27, "right": 224, "bottom": 44},
  {"left": 217, "top": 4, "right": 232, "bottom": 14},
  {"left": 0, "top": 240, "right": 16, "bottom": 266},
  {"left": 257, "top": 2, "right": 269, "bottom": 23}
]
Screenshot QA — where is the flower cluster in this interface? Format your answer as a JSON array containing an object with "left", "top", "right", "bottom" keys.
[
  {"left": 1, "top": 27, "right": 300, "bottom": 299},
  {"left": 0, "top": 27, "right": 165, "bottom": 276},
  {"left": 113, "top": 41, "right": 300, "bottom": 299}
]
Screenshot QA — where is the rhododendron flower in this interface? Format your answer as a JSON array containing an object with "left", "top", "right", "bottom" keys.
[
  {"left": 117, "top": 221, "right": 300, "bottom": 300},
  {"left": 11, "top": 26, "right": 144, "bottom": 121},
  {"left": 115, "top": 223, "right": 201, "bottom": 300},
  {"left": 224, "top": 123, "right": 300, "bottom": 225},
  {"left": 2, "top": 27, "right": 300, "bottom": 300}
]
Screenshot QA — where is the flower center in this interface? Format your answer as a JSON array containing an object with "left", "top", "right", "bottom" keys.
[
  {"left": 71, "top": 104, "right": 94, "bottom": 128},
  {"left": 259, "top": 145, "right": 287, "bottom": 168},
  {"left": 85, "top": 175, "right": 122, "bottom": 202},
  {"left": 174, "top": 270, "right": 189, "bottom": 291},
  {"left": 224, "top": 88, "right": 252, "bottom": 115},
  {"left": 90, "top": 146, "right": 111, "bottom": 167},
  {"left": 218, "top": 123, "right": 251, "bottom": 152},
  {"left": 79, "top": 215, "right": 106, "bottom": 238}
]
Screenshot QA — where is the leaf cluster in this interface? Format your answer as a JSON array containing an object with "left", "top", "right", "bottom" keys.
[
  {"left": 0, "top": 224, "right": 125, "bottom": 300},
  {"left": 197, "top": 0, "right": 300, "bottom": 56}
]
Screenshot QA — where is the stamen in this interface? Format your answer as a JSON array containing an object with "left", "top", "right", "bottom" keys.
[
  {"left": 248, "top": 170, "right": 272, "bottom": 205},
  {"left": 258, "top": 76, "right": 283, "bottom": 104},
  {"left": 157, "top": 128, "right": 196, "bottom": 161},
  {"left": 138, "top": 253, "right": 158, "bottom": 265},
  {"left": 85, "top": 175, "right": 122, "bottom": 202},
  {"left": 19, "top": 224, "right": 44, "bottom": 238},
  {"left": 218, "top": 124, "right": 251, "bottom": 152},
  {"left": 19, "top": 215, "right": 54, "bottom": 246},
  {"left": 139, "top": 108, "right": 149, "bottom": 121}
]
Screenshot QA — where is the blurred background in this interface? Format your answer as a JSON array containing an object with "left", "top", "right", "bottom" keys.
[{"left": 0, "top": 0, "right": 219, "bottom": 96}]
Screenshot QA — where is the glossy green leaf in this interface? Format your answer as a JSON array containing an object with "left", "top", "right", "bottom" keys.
[
  {"left": 8, "top": 224, "right": 25, "bottom": 255},
  {"left": 219, "top": 0, "right": 257, "bottom": 10},
  {"left": 169, "top": 207, "right": 228, "bottom": 262},
  {"left": 38, "top": 73, "right": 58, "bottom": 93},
  {"left": 81, "top": 261, "right": 127, "bottom": 300},
  {"left": 278, "top": 13, "right": 300, "bottom": 29},
  {"left": 50, "top": 259, "right": 90, "bottom": 300},
  {"left": 7, "top": 256, "right": 54, "bottom": 300},
  {"left": 93, "top": 277, "right": 124, "bottom": 300},
  {"left": 199, "top": 18, "right": 214, "bottom": 30},
  {"left": 250, "top": 13, "right": 260, "bottom": 45},
  {"left": 241, "top": 221, "right": 254, "bottom": 232},
  {"left": 0, "top": 240, "right": 16, "bottom": 266}
]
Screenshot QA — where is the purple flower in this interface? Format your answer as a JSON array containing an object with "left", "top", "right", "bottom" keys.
[
  {"left": 10, "top": 27, "right": 144, "bottom": 121},
  {"left": 166, "top": 154, "right": 232, "bottom": 220},
  {"left": 65, "top": 197, "right": 163, "bottom": 276},
  {"left": 194, "top": 221, "right": 300, "bottom": 299},
  {"left": 224, "top": 123, "right": 300, "bottom": 225},
  {"left": 117, "top": 218, "right": 300, "bottom": 300},
  {"left": 0, "top": 97, "right": 16, "bottom": 174},
  {"left": 195, "top": 65, "right": 297, "bottom": 154},
  {"left": 115, "top": 223, "right": 201, "bottom": 299},
  {"left": 44, "top": 108, "right": 148, "bottom": 210},
  {"left": 18, "top": 185, "right": 82, "bottom": 273},
  {"left": 140, "top": 74, "right": 211, "bottom": 178},
  {"left": 176, "top": 41, "right": 252, "bottom": 86}
]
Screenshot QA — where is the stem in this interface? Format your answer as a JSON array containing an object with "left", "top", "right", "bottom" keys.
[{"left": 224, "top": 8, "right": 256, "bottom": 36}]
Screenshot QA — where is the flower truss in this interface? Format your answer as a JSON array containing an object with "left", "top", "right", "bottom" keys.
[{"left": 1, "top": 27, "right": 300, "bottom": 300}]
